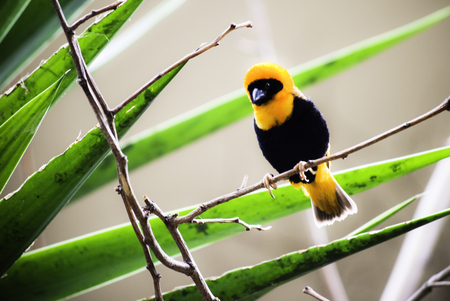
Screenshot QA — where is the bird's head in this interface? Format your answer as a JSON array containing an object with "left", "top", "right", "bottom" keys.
[
  {"left": 244, "top": 62, "right": 299, "bottom": 130},
  {"left": 244, "top": 62, "right": 294, "bottom": 106}
]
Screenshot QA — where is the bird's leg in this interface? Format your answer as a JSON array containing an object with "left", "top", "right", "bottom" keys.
[{"left": 262, "top": 173, "right": 277, "bottom": 198}]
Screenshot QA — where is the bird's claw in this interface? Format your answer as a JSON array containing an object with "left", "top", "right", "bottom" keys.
[
  {"left": 295, "top": 161, "right": 308, "bottom": 182},
  {"left": 262, "top": 173, "right": 277, "bottom": 198},
  {"left": 295, "top": 161, "right": 315, "bottom": 183}
]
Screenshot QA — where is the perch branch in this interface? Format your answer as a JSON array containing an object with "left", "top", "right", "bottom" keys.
[
  {"left": 408, "top": 265, "right": 450, "bottom": 301},
  {"left": 300, "top": 95, "right": 450, "bottom": 173},
  {"left": 303, "top": 286, "right": 331, "bottom": 301},
  {"left": 175, "top": 95, "right": 450, "bottom": 224},
  {"left": 112, "top": 21, "right": 253, "bottom": 114}
]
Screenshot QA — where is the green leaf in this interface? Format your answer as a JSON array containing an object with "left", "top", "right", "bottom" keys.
[
  {"left": 0, "top": 74, "right": 66, "bottom": 195},
  {"left": 73, "top": 6, "right": 450, "bottom": 200},
  {"left": 346, "top": 194, "right": 418, "bottom": 237},
  {"left": 0, "top": 0, "right": 90, "bottom": 90},
  {"left": 0, "top": 0, "right": 31, "bottom": 44},
  {"left": 1, "top": 146, "right": 449, "bottom": 301},
  {"left": 155, "top": 208, "right": 450, "bottom": 301},
  {"left": 0, "top": 0, "right": 144, "bottom": 128},
  {"left": 0, "top": 64, "right": 185, "bottom": 277},
  {"left": 0, "top": 0, "right": 147, "bottom": 275},
  {"left": 290, "top": 5, "right": 450, "bottom": 88}
]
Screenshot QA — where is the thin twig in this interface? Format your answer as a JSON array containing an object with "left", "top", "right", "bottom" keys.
[
  {"left": 303, "top": 286, "right": 331, "bottom": 301},
  {"left": 119, "top": 188, "right": 163, "bottom": 300},
  {"left": 112, "top": 21, "right": 253, "bottom": 115},
  {"left": 239, "top": 175, "right": 249, "bottom": 190},
  {"left": 408, "top": 265, "right": 450, "bottom": 301},
  {"left": 71, "top": 1, "right": 124, "bottom": 31},
  {"left": 192, "top": 218, "right": 271, "bottom": 231},
  {"left": 175, "top": 96, "right": 450, "bottom": 225}
]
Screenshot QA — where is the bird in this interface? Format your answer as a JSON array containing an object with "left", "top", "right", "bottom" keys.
[{"left": 244, "top": 62, "right": 357, "bottom": 227}]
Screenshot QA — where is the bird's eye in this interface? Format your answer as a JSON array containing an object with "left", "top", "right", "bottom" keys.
[{"left": 265, "top": 82, "right": 270, "bottom": 90}]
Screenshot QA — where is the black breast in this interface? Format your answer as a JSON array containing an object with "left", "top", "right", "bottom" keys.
[{"left": 254, "top": 96, "right": 330, "bottom": 183}]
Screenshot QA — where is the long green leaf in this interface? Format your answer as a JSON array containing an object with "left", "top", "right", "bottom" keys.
[
  {"left": 346, "top": 194, "right": 418, "bottom": 237},
  {"left": 0, "top": 64, "right": 185, "bottom": 277},
  {"left": 0, "top": 74, "right": 66, "bottom": 194},
  {"left": 0, "top": 0, "right": 31, "bottom": 45},
  {"left": 1, "top": 146, "right": 449, "bottom": 301},
  {"left": 0, "top": 0, "right": 90, "bottom": 90},
  {"left": 0, "top": 0, "right": 144, "bottom": 128},
  {"left": 73, "top": 6, "right": 450, "bottom": 200},
  {"left": 0, "top": 0, "right": 146, "bottom": 274},
  {"left": 155, "top": 208, "right": 450, "bottom": 301},
  {"left": 290, "top": 5, "right": 450, "bottom": 87}
]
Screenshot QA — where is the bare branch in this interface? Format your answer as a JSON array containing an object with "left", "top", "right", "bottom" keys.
[
  {"left": 51, "top": 0, "right": 194, "bottom": 298},
  {"left": 119, "top": 188, "right": 163, "bottom": 300},
  {"left": 192, "top": 217, "right": 271, "bottom": 231},
  {"left": 112, "top": 21, "right": 253, "bottom": 115},
  {"left": 408, "top": 265, "right": 450, "bottom": 301},
  {"left": 175, "top": 96, "right": 450, "bottom": 225},
  {"left": 300, "top": 96, "right": 450, "bottom": 173},
  {"left": 303, "top": 286, "right": 331, "bottom": 301},
  {"left": 143, "top": 197, "right": 218, "bottom": 300},
  {"left": 71, "top": 1, "right": 124, "bottom": 31},
  {"left": 239, "top": 175, "right": 249, "bottom": 190}
]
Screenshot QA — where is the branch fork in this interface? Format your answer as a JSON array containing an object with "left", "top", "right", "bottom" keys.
[{"left": 52, "top": 1, "right": 253, "bottom": 300}]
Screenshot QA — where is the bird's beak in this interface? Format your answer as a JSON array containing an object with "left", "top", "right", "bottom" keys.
[{"left": 251, "top": 87, "right": 265, "bottom": 104}]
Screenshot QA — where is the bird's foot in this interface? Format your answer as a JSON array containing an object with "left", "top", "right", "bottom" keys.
[
  {"left": 294, "top": 161, "right": 315, "bottom": 183},
  {"left": 262, "top": 173, "right": 277, "bottom": 198}
]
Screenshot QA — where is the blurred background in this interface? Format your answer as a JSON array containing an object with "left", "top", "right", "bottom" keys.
[{"left": 2, "top": 0, "right": 450, "bottom": 300}]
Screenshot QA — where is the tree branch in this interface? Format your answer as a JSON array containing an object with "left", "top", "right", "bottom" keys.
[
  {"left": 112, "top": 21, "right": 253, "bottom": 115},
  {"left": 51, "top": 1, "right": 167, "bottom": 298},
  {"left": 192, "top": 218, "right": 271, "bottom": 231},
  {"left": 71, "top": 1, "right": 124, "bottom": 31},
  {"left": 408, "top": 265, "right": 450, "bottom": 301},
  {"left": 52, "top": 2, "right": 251, "bottom": 300},
  {"left": 143, "top": 197, "right": 218, "bottom": 301},
  {"left": 302, "top": 96, "right": 450, "bottom": 173}
]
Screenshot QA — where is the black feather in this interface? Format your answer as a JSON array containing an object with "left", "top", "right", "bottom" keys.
[{"left": 254, "top": 95, "right": 329, "bottom": 184}]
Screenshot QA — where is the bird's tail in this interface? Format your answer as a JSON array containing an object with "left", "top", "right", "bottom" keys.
[{"left": 292, "top": 163, "right": 357, "bottom": 228}]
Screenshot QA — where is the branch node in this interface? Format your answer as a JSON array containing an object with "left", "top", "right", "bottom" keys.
[
  {"left": 230, "top": 22, "right": 237, "bottom": 29},
  {"left": 143, "top": 196, "right": 155, "bottom": 213},
  {"left": 76, "top": 77, "right": 87, "bottom": 86},
  {"left": 303, "top": 286, "right": 330, "bottom": 301},
  {"left": 146, "top": 263, "right": 161, "bottom": 277},
  {"left": 166, "top": 213, "right": 179, "bottom": 223},
  {"left": 115, "top": 185, "right": 122, "bottom": 194}
]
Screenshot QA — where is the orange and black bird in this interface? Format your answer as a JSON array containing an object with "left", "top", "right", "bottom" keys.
[{"left": 244, "top": 62, "right": 357, "bottom": 227}]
